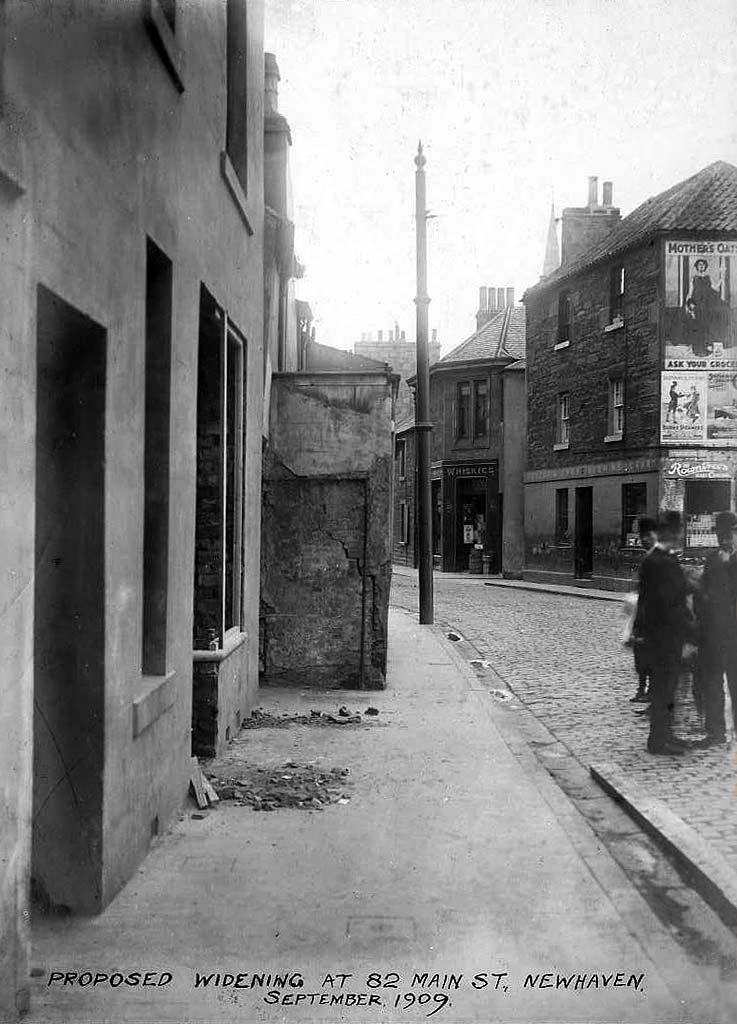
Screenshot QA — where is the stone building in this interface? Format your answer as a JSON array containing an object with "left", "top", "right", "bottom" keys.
[
  {"left": 394, "top": 287, "right": 526, "bottom": 575},
  {"left": 523, "top": 164, "right": 737, "bottom": 590},
  {"left": 0, "top": 2, "right": 268, "bottom": 1017},
  {"left": 354, "top": 327, "right": 441, "bottom": 422}
]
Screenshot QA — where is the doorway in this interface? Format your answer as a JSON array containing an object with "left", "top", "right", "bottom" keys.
[
  {"left": 574, "top": 486, "right": 593, "bottom": 578},
  {"left": 33, "top": 285, "right": 106, "bottom": 914},
  {"left": 455, "top": 477, "right": 486, "bottom": 571}
]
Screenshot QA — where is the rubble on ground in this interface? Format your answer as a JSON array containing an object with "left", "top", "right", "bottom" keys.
[
  {"left": 241, "top": 706, "right": 374, "bottom": 729},
  {"left": 208, "top": 762, "right": 353, "bottom": 811}
]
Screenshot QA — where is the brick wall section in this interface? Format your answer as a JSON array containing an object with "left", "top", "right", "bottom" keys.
[
  {"left": 526, "top": 242, "right": 660, "bottom": 471},
  {"left": 193, "top": 331, "right": 223, "bottom": 648}
]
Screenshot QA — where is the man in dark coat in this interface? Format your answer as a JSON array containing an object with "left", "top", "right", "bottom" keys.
[
  {"left": 693, "top": 510, "right": 737, "bottom": 748},
  {"left": 634, "top": 510, "right": 691, "bottom": 754}
]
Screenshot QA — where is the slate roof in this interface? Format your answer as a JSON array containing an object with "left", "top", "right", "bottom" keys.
[
  {"left": 531, "top": 161, "right": 737, "bottom": 293},
  {"left": 394, "top": 413, "right": 415, "bottom": 435},
  {"left": 438, "top": 304, "right": 526, "bottom": 366}
]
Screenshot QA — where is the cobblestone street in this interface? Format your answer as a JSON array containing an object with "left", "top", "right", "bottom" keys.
[{"left": 391, "top": 571, "right": 737, "bottom": 872}]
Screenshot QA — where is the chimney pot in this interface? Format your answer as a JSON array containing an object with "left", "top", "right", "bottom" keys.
[
  {"left": 401, "top": 330, "right": 406, "bottom": 342},
  {"left": 497, "top": 287, "right": 505, "bottom": 309},
  {"left": 487, "top": 287, "right": 496, "bottom": 310},
  {"left": 602, "top": 181, "right": 613, "bottom": 206},
  {"left": 479, "top": 286, "right": 488, "bottom": 310},
  {"left": 588, "top": 175, "right": 598, "bottom": 207},
  {"left": 378, "top": 330, "right": 383, "bottom": 342},
  {"left": 506, "top": 286, "right": 515, "bottom": 307},
  {"left": 431, "top": 329, "right": 437, "bottom": 343}
]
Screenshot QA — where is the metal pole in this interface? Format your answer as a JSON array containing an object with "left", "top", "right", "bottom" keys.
[{"left": 414, "top": 142, "right": 434, "bottom": 624}]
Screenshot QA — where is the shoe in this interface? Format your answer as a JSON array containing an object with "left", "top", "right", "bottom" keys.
[
  {"left": 691, "top": 736, "right": 727, "bottom": 749},
  {"left": 630, "top": 692, "right": 650, "bottom": 703},
  {"left": 647, "top": 741, "right": 685, "bottom": 755}
]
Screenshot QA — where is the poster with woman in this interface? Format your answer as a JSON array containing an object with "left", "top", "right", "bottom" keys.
[{"left": 664, "top": 240, "right": 737, "bottom": 369}]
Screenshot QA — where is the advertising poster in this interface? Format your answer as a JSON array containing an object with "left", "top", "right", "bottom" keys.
[
  {"left": 706, "top": 371, "right": 737, "bottom": 443},
  {"left": 660, "top": 372, "right": 706, "bottom": 443},
  {"left": 664, "top": 239, "right": 737, "bottom": 370}
]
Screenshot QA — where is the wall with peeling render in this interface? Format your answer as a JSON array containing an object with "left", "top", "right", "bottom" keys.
[{"left": 261, "top": 371, "right": 395, "bottom": 688}]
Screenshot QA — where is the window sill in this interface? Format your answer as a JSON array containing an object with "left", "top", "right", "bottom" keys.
[
  {"left": 193, "top": 629, "right": 248, "bottom": 663},
  {"left": 553, "top": 442, "right": 570, "bottom": 451},
  {"left": 604, "top": 319, "right": 624, "bottom": 334},
  {"left": 554, "top": 340, "right": 570, "bottom": 351},
  {"left": 143, "top": 0, "right": 185, "bottom": 93},
  {"left": 604, "top": 432, "right": 623, "bottom": 443},
  {"left": 221, "top": 152, "right": 254, "bottom": 236},
  {"left": 133, "top": 670, "right": 176, "bottom": 738}
]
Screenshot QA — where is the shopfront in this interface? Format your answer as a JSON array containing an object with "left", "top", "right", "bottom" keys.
[
  {"left": 661, "top": 454, "right": 736, "bottom": 553},
  {"left": 439, "top": 461, "right": 500, "bottom": 572}
]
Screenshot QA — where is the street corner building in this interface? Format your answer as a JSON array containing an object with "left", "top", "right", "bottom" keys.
[
  {"left": 523, "top": 164, "right": 737, "bottom": 590},
  {"left": 393, "top": 288, "right": 526, "bottom": 577},
  {"left": 0, "top": 1, "right": 269, "bottom": 1018}
]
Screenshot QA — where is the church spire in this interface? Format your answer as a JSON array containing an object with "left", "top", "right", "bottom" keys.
[{"left": 542, "top": 202, "right": 559, "bottom": 277}]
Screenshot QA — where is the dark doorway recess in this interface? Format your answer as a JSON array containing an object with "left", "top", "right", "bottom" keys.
[
  {"left": 33, "top": 284, "right": 106, "bottom": 914},
  {"left": 574, "top": 486, "right": 593, "bottom": 578}
]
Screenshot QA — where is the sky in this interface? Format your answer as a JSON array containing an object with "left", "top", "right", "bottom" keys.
[{"left": 264, "top": 0, "right": 737, "bottom": 356}]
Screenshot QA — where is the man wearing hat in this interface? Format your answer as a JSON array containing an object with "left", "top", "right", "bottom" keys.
[
  {"left": 634, "top": 510, "right": 691, "bottom": 754},
  {"left": 694, "top": 509, "right": 737, "bottom": 747}
]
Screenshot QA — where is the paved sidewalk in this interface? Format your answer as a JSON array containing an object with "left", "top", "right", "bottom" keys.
[
  {"left": 26, "top": 610, "right": 730, "bottom": 1024},
  {"left": 390, "top": 572, "right": 737, "bottom": 915}
]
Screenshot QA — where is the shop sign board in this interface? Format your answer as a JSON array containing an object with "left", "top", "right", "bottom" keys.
[
  {"left": 664, "top": 239, "right": 737, "bottom": 371},
  {"left": 660, "top": 371, "right": 737, "bottom": 445},
  {"left": 664, "top": 459, "right": 732, "bottom": 479},
  {"left": 445, "top": 463, "right": 497, "bottom": 477}
]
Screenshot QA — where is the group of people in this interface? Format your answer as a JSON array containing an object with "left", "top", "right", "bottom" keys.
[{"left": 626, "top": 509, "right": 737, "bottom": 754}]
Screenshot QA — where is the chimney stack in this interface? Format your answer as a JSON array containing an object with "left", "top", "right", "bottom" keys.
[
  {"left": 587, "top": 176, "right": 598, "bottom": 208},
  {"left": 479, "top": 286, "right": 488, "bottom": 311},
  {"left": 496, "top": 287, "right": 505, "bottom": 309},
  {"left": 561, "top": 175, "right": 621, "bottom": 266},
  {"left": 264, "top": 52, "right": 280, "bottom": 115},
  {"left": 378, "top": 329, "right": 383, "bottom": 342},
  {"left": 506, "top": 287, "right": 515, "bottom": 307},
  {"left": 431, "top": 329, "right": 437, "bottom": 343}
]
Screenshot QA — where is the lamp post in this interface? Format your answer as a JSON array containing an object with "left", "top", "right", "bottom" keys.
[{"left": 414, "top": 142, "right": 434, "bottom": 624}]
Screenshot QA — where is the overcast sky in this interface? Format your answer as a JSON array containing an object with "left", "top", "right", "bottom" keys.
[{"left": 264, "top": 0, "right": 737, "bottom": 355}]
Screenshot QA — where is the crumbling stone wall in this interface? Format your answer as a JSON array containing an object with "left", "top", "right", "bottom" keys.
[{"left": 261, "top": 372, "right": 394, "bottom": 689}]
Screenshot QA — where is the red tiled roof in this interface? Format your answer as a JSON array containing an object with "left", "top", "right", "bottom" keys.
[
  {"left": 531, "top": 160, "right": 737, "bottom": 292},
  {"left": 439, "top": 305, "right": 526, "bottom": 365}
]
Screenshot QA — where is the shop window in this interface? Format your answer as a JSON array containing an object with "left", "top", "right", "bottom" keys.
[
  {"left": 609, "top": 264, "right": 625, "bottom": 326},
  {"left": 556, "top": 392, "right": 570, "bottom": 448},
  {"left": 396, "top": 438, "right": 406, "bottom": 480},
  {"left": 607, "top": 378, "right": 624, "bottom": 440},
  {"left": 555, "top": 488, "right": 569, "bottom": 545},
  {"left": 621, "top": 482, "right": 647, "bottom": 547},
  {"left": 399, "top": 501, "right": 409, "bottom": 545},
  {"left": 473, "top": 379, "right": 489, "bottom": 440},
  {"left": 226, "top": 0, "right": 249, "bottom": 194},
  {"left": 684, "top": 479, "right": 731, "bottom": 549},
  {"left": 556, "top": 290, "right": 571, "bottom": 346},
  {"left": 456, "top": 382, "right": 471, "bottom": 440}
]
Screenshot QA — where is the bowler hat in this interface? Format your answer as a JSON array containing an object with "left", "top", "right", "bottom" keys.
[{"left": 715, "top": 510, "right": 737, "bottom": 536}]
